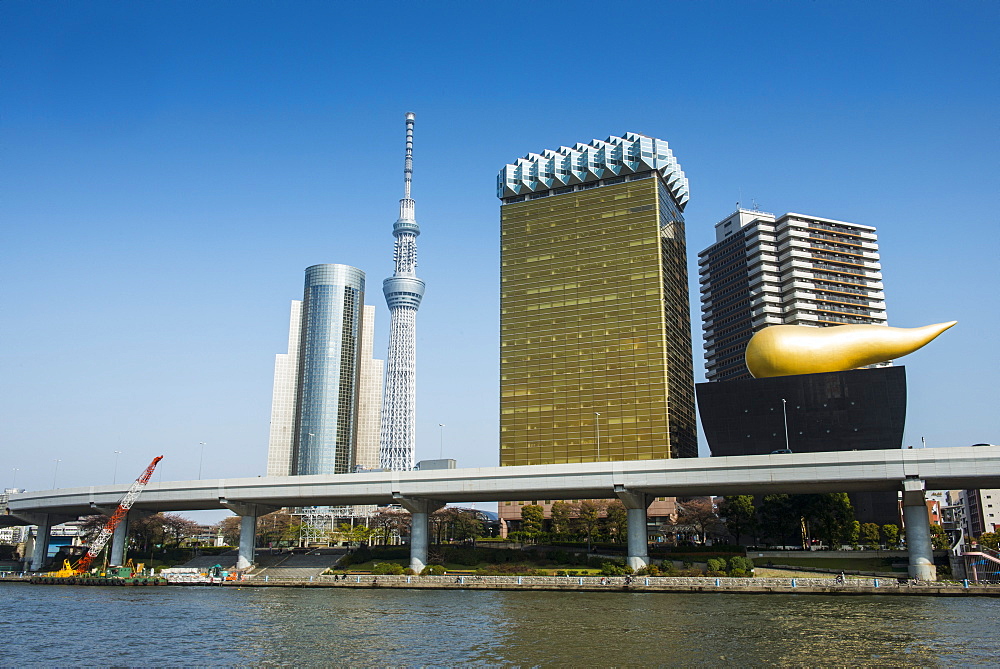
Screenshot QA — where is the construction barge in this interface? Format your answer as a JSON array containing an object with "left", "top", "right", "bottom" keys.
[
  {"left": 28, "top": 455, "right": 168, "bottom": 587},
  {"left": 30, "top": 562, "right": 166, "bottom": 586}
]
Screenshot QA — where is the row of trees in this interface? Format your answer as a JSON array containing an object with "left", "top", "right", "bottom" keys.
[
  {"left": 512, "top": 493, "right": 950, "bottom": 551},
  {"left": 515, "top": 500, "right": 629, "bottom": 549},
  {"left": 78, "top": 512, "right": 203, "bottom": 554},
  {"left": 223, "top": 507, "right": 489, "bottom": 549},
  {"left": 717, "top": 493, "right": 858, "bottom": 548},
  {"left": 717, "top": 494, "right": 955, "bottom": 550},
  {"left": 70, "top": 499, "right": 999, "bottom": 558}
]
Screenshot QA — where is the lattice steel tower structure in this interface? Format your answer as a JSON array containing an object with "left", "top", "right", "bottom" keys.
[{"left": 379, "top": 112, "right": 425, "bottom": 470}]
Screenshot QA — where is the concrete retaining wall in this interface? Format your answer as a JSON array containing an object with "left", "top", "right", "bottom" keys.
[{"left": 232, "top": 574, "right": 1000, "bottom": 596}]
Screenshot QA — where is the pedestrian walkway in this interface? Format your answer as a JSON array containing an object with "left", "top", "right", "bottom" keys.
[{"left": 252, "top": 551, "right": 343, "bottom": 580}]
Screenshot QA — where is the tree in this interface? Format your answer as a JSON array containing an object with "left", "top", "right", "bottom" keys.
[
  {"left": 604, "top": 500, "right": 628, "bottom": 544},
  {"left": 215, "top": 516, "right": 242, "bottom": 546},
  {"left": 520, "top": 505, "right": 544, "bottom": 539},
  {"left": 792, "top": 493, "right": 855, "bottom": 549},
  {"left": 575, "top": 500, "right": 605, "bottom": 551},
  {"left": 930, "top": 523, "right": 950, "bottom": 550},
  {"left": 430, "top": 508, "right": 450, "bottom": 544},
  {"left": 448, "top": 509, "right": 484, "bottom": 543},
  {"left": 257, "top": 512, "right": 296, "bottom": 547},
  {"left": 882, "top": 523, "right": 900, "bottom": 548},
  {"left": 719, "top": 495, "right": 756, "bottom": 544},
  {"left": 977, "top": 532, "right": 999, "bottom": 550},
  {"left": 861, "top": 522, "right": 881, "bottom": 549},
  {"left": 338, "top": 522, "right": 375, "bottom": 546},
  {"left": 78, "top": 515, "right": 110, "bottom": 544},
  {"left": 160, "top": 514, "right": 201, "bottom": 548},
  {"left": 676, "top": 498, "right": 723, "bottom": 544},
  {"left": 370, "top": 508, "right": 410, "bottom": 546},
  {"left": 846, "top": 520, "right": 861, "bottom": 550},
  {"left": 549, "top": 501, "right": 574, "bottom": 537},
  {"left": 758, "top": 494, "right": 799, "bottom": 547}
]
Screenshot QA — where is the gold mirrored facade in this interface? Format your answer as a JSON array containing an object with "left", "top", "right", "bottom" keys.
[{"left": 500, "top": 175, "right": 697, "bottom": 466}]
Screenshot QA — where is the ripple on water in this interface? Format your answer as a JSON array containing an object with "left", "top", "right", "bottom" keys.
[{"left": 3, "top": 585, "right": 999, "bottom": 666}]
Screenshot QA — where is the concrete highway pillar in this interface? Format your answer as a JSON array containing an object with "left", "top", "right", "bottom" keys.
[
  {"left": 219, "top": 501, "right": 277, "bottom": 571},
  {"left": 110, "top": 512, "right": 131, "bottom": 566},
  {"left": 394, "top": 495, "right": 445, "bottom": 574},
  {"left": 615, "top": 487, "right": 652, "bottom": 571},
  {"left": 901, "top": 478, "right": 936, "bottom": 581},
  {"left": 237, "top": 512, "right": 258, "bottom": 570},
  {"left": 30, "top": 514, "right": 53, "bottom": 572}
]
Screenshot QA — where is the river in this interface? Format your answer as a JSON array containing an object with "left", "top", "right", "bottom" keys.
[{"left": 3, "top": 584, "right": 998, "bottom": 666}]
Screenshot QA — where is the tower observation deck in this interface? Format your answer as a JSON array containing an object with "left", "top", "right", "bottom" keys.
[{"left": 379, "top": 112, "right": 425, "bottom": 471}]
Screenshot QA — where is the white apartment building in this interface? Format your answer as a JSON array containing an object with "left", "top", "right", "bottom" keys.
[{"left": 699, "top": 209, "right": 888, "bottom": 382}]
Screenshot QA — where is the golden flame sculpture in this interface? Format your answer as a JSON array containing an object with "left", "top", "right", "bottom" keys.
[{"left": 745, "top": 322, "right": 957, "bottom": 378}]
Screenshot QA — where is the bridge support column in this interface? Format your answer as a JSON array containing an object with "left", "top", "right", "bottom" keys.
[
  {"left": 238, "top": 514, "right": 257, "bottom": 570},
  {"left": 110, "top": 513, "right": 130, "bottom": 566},
  {"left": 30, "top": 514, "right": 53, "bottom": 572},
  {"left": 394, "top": 495, "right": 445, "bottom": 574},
  {"left": 220, "top": 501, "right": 277, "bottom": 571},
  {"left": 615, "top": 487, "right": 651, "bottom": 571},
  {"left": 902, "top": 478, "right": 936, "bottom": 581}
]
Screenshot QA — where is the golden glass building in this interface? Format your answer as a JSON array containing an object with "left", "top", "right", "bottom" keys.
[{"left": 498, "top": 132, "right": 697, "bottom": 467}]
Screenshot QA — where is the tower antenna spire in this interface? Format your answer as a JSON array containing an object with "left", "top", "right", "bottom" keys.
[{"left": 403, "top": 111, "right": 414, "bottom": 200}]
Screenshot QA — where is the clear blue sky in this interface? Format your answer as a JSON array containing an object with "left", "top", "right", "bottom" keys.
[{"left": 3, "top": 1, "right": 997, "bottom": 505}]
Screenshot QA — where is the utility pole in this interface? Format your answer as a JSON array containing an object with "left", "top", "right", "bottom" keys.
[{"left": 595, "top": 412, "right": 601, "bottom": 461}]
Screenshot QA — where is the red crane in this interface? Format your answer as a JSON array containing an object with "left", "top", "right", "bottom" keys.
[{"left": 74, "top": 455, "right": 163, "bottom": 574}]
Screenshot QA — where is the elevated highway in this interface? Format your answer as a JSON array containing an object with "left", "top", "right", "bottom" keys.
[{"left": 7, "top": 445, "right": 1000, "bottom": 578}]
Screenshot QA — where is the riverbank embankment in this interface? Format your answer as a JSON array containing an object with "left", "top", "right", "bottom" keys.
[{"left": 6, "top": 573, "right": 997, "bottom": 596}]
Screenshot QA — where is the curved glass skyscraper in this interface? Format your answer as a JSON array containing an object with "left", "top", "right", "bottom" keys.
[{"left": 292, "top": 264, "right": 366, "bottom": 476}]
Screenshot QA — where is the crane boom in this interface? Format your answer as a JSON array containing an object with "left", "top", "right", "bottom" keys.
[{"left": 75, "top": 455, "right": 163, "bottom": 573}]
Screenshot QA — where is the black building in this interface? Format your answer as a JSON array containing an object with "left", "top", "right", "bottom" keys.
[{"left": 697, "top": 366, "right": 907, "bottom": 525}]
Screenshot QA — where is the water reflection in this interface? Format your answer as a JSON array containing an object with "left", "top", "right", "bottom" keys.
[{"left": 3, "top": 585, "right": 999, "bottom": 667}]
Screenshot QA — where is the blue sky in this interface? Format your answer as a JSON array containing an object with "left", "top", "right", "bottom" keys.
[{"left": 3, "top": 1, "right": 997, "bottom": 505}]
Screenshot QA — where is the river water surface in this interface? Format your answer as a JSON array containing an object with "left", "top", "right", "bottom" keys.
[{"left": 3, "top": 584, "right": 998, "bottom": 666}]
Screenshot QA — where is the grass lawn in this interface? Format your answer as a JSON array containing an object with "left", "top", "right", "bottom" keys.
[{"left": 753, "top": 567, "right": 838, "bottom": 578}]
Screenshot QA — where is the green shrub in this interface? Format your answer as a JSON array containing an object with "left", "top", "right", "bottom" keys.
[
  {"left": 549, "top": 550, "right": 570, "bottom": 564},
  {"left": 706, "top": 557, "right": 726, "bottom": 572},
  {"left": 726, "top": 556, "right": 754, "bottom": 576},
  {"left": 421, "top": 564, "right": 446, "bottom": 576},
  {"left": 662, "top": 564, "right": 680, "bottom": 576},
  {"left": 372, "top": 562, "right": 405, "bottom": 575},
  {"left": 599, "top": 561, "right": 634, "bottom": 576}
]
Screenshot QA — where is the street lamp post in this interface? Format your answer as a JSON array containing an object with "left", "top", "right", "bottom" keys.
[
  {"left": 438, "top": 424, "right": 445, "bottom": 459},
  {"left": 52, "top": 459, "right": 61, "bottom": 489},
  {"left": 781, "top": 399, "right": 790, "bottom": 452},
  {"left": 595, "top": 412, "right": 601, "bottom": 461},
  {"left": 198, "top": 442, "right": 206, "bottom": 480},
  {"left": 113, "top": 450, "right": 122, "bottom": 484}
]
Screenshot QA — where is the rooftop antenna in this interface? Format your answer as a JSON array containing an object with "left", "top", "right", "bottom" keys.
[{"left": 403, "top": 111, "right": 414, "bottom": 200}]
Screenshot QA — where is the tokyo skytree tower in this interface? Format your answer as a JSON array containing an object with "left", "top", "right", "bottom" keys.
[{"left": 379, "top": 112, "right": 425, "bottom": 471}]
